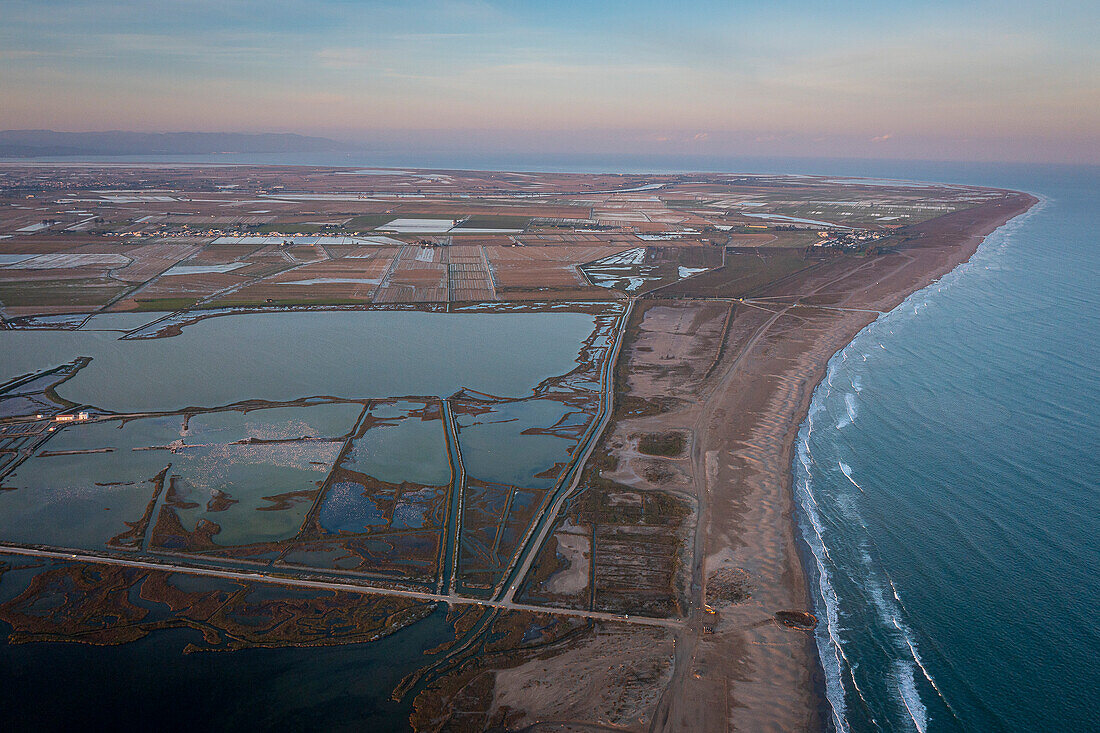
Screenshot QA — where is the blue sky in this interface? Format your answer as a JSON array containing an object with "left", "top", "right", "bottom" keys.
[{"left": 1, "top": 0, "right": 1096, "bottom": 161}]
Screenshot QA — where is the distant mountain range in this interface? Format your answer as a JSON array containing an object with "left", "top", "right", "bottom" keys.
[{"left": 0, "top": 130, "right": 354, "bottom": 157}]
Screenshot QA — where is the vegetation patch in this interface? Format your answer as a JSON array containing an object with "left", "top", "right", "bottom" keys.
[
  {"left": 0, "top": 281, "right": 128, "bottom": 308},
  {"left": 133, "top": 297, "right": 198, "bottom": 311},
  {"left": 641, "top": 460, "right": 676, "bottom": 484},
  {"left": 615, "top": 394, "right": 676, "bottom": 419},
  {"left": 636, "top": 431, "right": 686, "bottom": 457}
]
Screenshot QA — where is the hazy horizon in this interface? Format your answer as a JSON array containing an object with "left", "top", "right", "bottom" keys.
[{"left": 2, "top": 1, "right": 1097, "bottom": 164}]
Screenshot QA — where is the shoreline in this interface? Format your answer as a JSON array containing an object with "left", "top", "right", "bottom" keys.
[
  {"left": 635, "top": 188, "right": 1039, "bottom": 731},
  {"left": 0, "top": 161, "right": 1042, "bottom": 730},
  {"left": 770, "top": 191, "right": 1041, "bottom": 730},
  {"left": 471, "top": 188, "right": 1041, "bottom": 732}
]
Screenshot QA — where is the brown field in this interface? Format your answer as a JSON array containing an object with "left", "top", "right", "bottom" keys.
[
  {"left": 488, "top": 244, "right": 625, "bottom": 291},
  {"left": 113, "top": 242, "right": 204, "bottom": 282}
]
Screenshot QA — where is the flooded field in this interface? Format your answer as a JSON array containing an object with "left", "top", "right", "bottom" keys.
[
  {"left": 0, "top": 303, "right": 626, "bottom": 726},
  {"left": 1, "top": 305, "right": 621, "bottom": 587},
  {"left": 0, "top": 309, "right": 596, "bottom": 411},
  {"left": 582, "top": 245, "right": 722, "bottom": 293}
]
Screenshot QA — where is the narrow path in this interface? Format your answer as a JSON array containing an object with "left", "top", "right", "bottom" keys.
[
  {"left": 440, "top": 398, "right": 466, "bottom": 595},
  {"left": 0, "top": 544, "right": 682, "bottom": 629}
]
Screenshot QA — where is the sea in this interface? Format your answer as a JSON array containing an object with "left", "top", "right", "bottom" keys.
[
  {"left": 3, "top": 151, "right": 1097, "bottom": 731},
  {"left": 786, "top": 166, "right": 1099, "bottom": 731}
]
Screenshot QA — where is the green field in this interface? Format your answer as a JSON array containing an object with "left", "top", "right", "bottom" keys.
[{"left": 132, "top": 296, "right": 199, "bottom": 311}]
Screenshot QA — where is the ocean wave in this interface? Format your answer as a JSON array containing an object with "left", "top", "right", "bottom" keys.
[
  {"left": 836, "top": 392, "right": 859, "bottom": 429},
  {"left": 838, "top": 461, "right": 865, "bottom": 494},
  {"left": 796, "top": 423, "right": 850, "bottom": 732},
  {"left": 791, "top": 200, "right": 1047, "bottom": 731},
  {"left": 856, "top": 548, "right": 940, "bottom": 731},
  {"left": 867, "top": 574, "right": 939, "bottom": 721},
  {"left": 894, "top": 615, "right": 958, "bottom": 724},
  {"left": 893, "top": 660, "right": 928, "bottom": 733}
]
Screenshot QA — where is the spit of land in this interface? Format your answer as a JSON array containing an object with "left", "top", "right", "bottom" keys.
[{"left": 0, "top": 163, "right": 1035, "bottom": 732}]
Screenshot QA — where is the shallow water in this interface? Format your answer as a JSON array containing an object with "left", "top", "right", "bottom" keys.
[
  {"left": 0, "top": 307, "right": 605, "bottom": 728},
  {"left": 0, "top": 309, "right": 596, "bottom": 411},
  {"left": 456, "top": 399, "right": 576, "bottom": 488},
  {"left": 339, "top": 400, "right": 451, "bottom": 487}
]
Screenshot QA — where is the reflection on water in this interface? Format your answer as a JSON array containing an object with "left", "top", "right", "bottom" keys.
[
  {"left": 0, "top": 309, "right": 597, "bottom": 411},
  {"left": 456, "top": 399, "right": 576, "bottom": 489}
]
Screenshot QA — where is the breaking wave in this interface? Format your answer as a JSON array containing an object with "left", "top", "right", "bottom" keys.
[
  {"left": 838, "top": 461, "right": 865, "bottom": 494},
  {"left": 792, "top": 200, "right": 1044, "bottom": 731},
  {"left": 836, "top": 392, "right": 859, "bottom": 429}
]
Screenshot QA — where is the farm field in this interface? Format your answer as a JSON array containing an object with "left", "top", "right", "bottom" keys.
[
  {"left": 0, "top": 164, "right": 1001, "bottom": 320},
  {"left": 0, "top": 163, "right": 1030, "bottom": 731}
]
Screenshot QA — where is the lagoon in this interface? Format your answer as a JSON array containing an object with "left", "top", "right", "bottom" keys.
[{"left": 0, "top": 309, "right": 597, "bottom": 412}]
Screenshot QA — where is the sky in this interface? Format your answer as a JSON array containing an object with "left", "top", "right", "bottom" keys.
[{"left": 1, "top": 0, "right": 1097, "bottom": 163}]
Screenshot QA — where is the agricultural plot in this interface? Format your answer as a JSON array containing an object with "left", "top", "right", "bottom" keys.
[
  {"left": 447, "top": 245, "right": 494, "bottom": 301},
  {"left": 113, "top": 242, "right": 204, "bottom": 282},
  {"left": 0, "top": 241, "right": 170, "bottom": 315},
  {"left": 373, "top": 245, "right": 447, "bottom": 303},
  {"left": 0, "top": 278, "right": 130, "bottom": 316},
  {"left": 119, "top": 270, "right": 250, "bottom": 311},
  {"left": 485, "top": 244, "right": 625, "bottom": 300},
  {"left": 213, "top": 250, "right": 397, "bottom": 306}
]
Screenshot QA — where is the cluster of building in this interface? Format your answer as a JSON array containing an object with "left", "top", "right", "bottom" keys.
[
  {"left": 813, "top": 229, "right": 888, "bottom": 251},
  {"left": 35, "top": 411, "right": 90, "bottom": 423}
]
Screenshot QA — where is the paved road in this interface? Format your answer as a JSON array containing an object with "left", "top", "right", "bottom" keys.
[
  {"left": 0, "top": 543, "right": 682, "bottom": 630},
  {"left": 440, "top": 398, "right": 466, "bottom": 596}
]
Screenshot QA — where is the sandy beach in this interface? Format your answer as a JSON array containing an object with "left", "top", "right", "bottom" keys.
[
  {"left": 476, "top": 190, "right": 1038, "bottom": 732},
  {"left": 656, "top": 190, "right": 1040, "bottom": 731}
]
